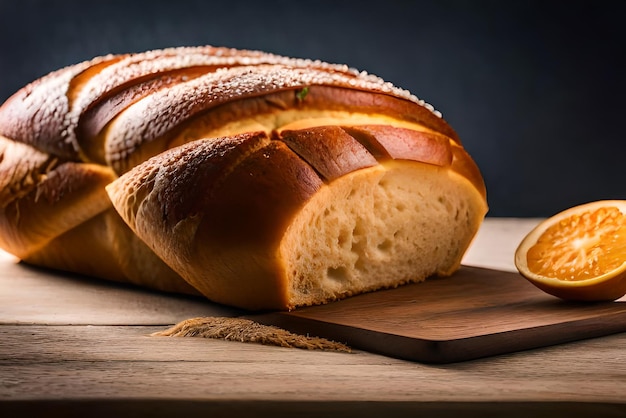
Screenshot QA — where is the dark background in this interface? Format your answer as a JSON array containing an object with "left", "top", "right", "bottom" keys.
[{"left": 1, "top": 0, "right": 624, "bottom": 217}]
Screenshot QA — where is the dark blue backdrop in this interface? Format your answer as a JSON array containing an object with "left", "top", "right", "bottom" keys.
[{"left": 1, "top": 0, "right": 624, "bottom": 217}]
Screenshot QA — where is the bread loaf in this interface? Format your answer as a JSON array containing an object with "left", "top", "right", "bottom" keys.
[{"left": 0, "top": 46, "right": 488, "bottom": 310}]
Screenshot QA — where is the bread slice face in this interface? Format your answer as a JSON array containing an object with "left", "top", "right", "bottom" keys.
[{"left": 283, "top": 160, "right": 485, "bottom": 308}]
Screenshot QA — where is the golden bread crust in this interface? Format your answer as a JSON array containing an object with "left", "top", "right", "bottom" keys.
[{"left": 0, "top": 45, "right": 487, "bottom": 308}]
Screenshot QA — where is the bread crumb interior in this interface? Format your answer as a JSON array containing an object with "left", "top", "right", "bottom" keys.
[{"left": 281, "top": 160, "right": 484, "bottom": 307}]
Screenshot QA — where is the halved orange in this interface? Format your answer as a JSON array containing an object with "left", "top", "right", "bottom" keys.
[{"left": 515, "top": 200, "right": 626, "bottom": 301}]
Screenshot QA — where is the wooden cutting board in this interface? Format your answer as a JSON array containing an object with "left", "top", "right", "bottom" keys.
[{"left": 251, "top": 266, "right": 626, "bottom": 364}]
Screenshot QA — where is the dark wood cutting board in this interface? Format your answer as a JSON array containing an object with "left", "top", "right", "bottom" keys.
[{"left": 250, "top": 266, "right": 626, "bottom": 364}]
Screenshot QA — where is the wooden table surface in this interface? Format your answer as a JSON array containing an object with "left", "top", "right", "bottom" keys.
[{"left": 1, "top": 218, "right": 625, "bottom": 417}]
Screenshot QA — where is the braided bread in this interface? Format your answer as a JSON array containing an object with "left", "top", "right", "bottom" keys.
[{"left": 0, "top": 46, "right": 487, "bottom": 310}]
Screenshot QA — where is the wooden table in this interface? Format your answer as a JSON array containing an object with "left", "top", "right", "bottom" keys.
[{"left": 1, "top": 218, "right": 625, "bottom": 417}]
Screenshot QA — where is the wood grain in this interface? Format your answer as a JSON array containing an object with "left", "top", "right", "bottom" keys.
[
  {"left": 1, "top": 325, "right": 625, "bottom": 404},
  {"left": 0, "top": 254, "right": 240, "bottom": 325},
  {"left": 1, "top": 218, "right": 625, "bottom": 417},
  {"left": 252, "top": 266, "right": 626, "bottom": 363}
]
